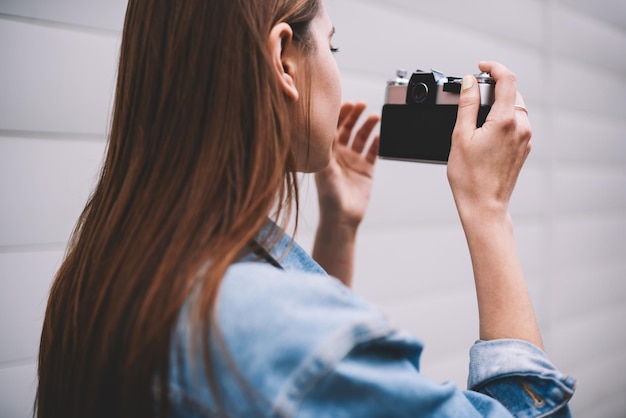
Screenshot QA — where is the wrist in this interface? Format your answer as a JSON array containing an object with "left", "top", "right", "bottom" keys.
[
  {"left": 454, "top": 198, "right": 511, "bottom": 230},
  {"left": 313, "top": 216, "right": 358, "bottom": 287},
  {"left": 316, "top": 216, "right": 359, "bottom": 246},
  {"left": 456, "top": 204, "right": 516, "bottom": 256},
  {"left": 317, "top": 211, "right": 361, "bottom": 235}
]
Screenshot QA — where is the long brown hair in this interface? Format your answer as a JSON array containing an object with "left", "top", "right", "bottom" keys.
[{"left": 36, "top": 0, "right": 320, "bottom": 416}]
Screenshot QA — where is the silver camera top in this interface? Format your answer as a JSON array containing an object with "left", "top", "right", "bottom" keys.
[
  {"left": 385, "top": 69, "right": 495, "bottom": 107},
  {"left": 385, "top": 69, "right": 410, "bottom": 104}
]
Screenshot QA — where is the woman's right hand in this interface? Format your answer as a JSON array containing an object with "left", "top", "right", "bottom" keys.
[
  {"left": 447, "top": 62, "right": 542, "bottom": 347},
  {"left": 447, "top": 61, "right": 532, "bottom": 219}
]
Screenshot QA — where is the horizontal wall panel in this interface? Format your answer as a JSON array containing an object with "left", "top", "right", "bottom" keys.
[
  {"left": 553, "top": 163, "right": 626, "bottom": 214},
  {"left": 553, "top": 6, "right": 626, "bottom": 75},
  {"left": 561, "top": 0, "right": 626, "bottom": 31},
  {"left": 0, "top": 18, "right": 120, "bottom": 135},
  {"left": 352, "top": 219, "right": 546, "bottom": 305},
  {"left": 0, "top": 136, "right": 106, "bottom": 247},
  {"left": 378, "top": 287, "right": 479, "bottom": 361},
  {"left": 340, "top": 71, "right": 386, "bottom": 119},
  {"left": 563, "top": 350, "right": 626, "bottom": 417},
  {"left": 0, "top": 363, "right": 37, "bottom": 418},
  {"left": 551, "top": 213, "right": 626, "bottom": 272},
  {"left": 552, "top": 59, "right": 626, "bottom": 120},
  {"left": 327, "top": 0, "right": 544, "bottom": 103},
  {"left": 374, "top": 0, "right": 544, "bottom": 49},
  {"left": 549, "top": 305, "right": 626, "bottom": 369},
  {"left": 0, "top": 251, "right": 63, "bottom": 364},
  {"left": 552, "top": 110, "right": 626, "bottom": 164},
  {"left": 419, "top": 352, "right": 470, "bottom": 391},
  {"left": 329, "top": 161, "right": 548, "bottom": 231},
  {"left": 365, "top": 161, "right": 459, "bottom": 228},
  {"left": 551, "top": 264, "right": 626, "bottom": 323},
  {"left": 0, "top": 0, "right": 127, "bottom": 32},
  {"left": 353, "top": 224, "right": 473, "bottom": 305}
]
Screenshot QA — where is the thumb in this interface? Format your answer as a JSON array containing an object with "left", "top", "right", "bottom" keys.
[{"left": 454, "top": 75, "right": 480, "bottom": 135}]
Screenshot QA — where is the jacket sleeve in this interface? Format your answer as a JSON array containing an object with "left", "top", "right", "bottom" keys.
[
  {"left": 468, "top": 339, "right": 576, "bottom": 417},
  {"left": 295, "top": 333, "right": 575, "bottom": 417}
]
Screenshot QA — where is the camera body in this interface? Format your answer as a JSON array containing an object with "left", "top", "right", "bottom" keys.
[{"left": 379, "top": 69, "right": 495, "bottom": 163}]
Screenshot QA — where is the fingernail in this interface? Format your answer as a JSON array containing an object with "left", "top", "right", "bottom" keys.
[{"left": 462, "top": 75, "right": 474, "bottom": 91}]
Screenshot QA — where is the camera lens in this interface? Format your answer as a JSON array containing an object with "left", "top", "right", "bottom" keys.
[{"left": 412, "top": 82, "right": 429, "bottom": 103}]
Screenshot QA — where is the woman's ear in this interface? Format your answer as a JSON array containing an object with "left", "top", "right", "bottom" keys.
[{"left": 268, "top": 22, "right": 300, "bottom": 102}]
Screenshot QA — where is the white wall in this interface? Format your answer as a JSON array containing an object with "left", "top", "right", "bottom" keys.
[{"left": 1, "top": 0, "right": 625, "bottom": 416}]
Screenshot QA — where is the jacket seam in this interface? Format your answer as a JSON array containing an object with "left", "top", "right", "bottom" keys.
[{"left": 269, "top": 316, "right": 394, "bottom": 418}]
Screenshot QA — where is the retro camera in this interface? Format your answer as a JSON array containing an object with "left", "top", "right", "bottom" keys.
[{"left": 379, "top": 69, "right": 495, "bottom": 163}]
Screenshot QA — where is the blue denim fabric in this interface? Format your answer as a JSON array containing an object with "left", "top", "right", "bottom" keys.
[{"left": 167, "top": 225, "right": 575, "bottom": 417}]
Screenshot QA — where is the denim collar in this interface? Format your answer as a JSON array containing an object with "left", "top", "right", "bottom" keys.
[{"left": 240, "top": 220, "right": 327, "bottom": 276}]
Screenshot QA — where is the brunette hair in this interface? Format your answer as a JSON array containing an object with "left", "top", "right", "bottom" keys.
[{"left": 36, "top": 0, "right": 320, "bottom": 416}]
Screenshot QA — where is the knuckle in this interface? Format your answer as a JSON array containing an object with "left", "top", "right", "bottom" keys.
[
  {"left": 520, "top": 124, "right": 533, "bottom": 141},
  {"left": 499, "top": 114, "right": 517, "bottom": 132}
]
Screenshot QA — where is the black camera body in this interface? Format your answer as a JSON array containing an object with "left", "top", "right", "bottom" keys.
[{"left": 379, "top": 69, "right": 495, "bottom": 164}]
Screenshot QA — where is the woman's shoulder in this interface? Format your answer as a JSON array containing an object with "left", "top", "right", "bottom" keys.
[
  {"left": 168, "top": 262, "right": 397, "bottom": 416},
  {"left": 216, "top": 263, "right": 398, "bottom": 410},
  {"left": 217, "top": 261, "right": 391, "bottom": 352}
]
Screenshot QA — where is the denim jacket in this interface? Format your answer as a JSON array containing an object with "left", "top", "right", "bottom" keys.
[{"left": 167, "top": 225, "right": 575, "bottom": 417}]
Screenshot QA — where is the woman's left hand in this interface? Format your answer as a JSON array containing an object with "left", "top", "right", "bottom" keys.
[
  {"left": 315, "top": 101, "right": 380, "bottom": 229},
  {"left": 312, "top": 101, "right": 379, "bottom": 286}
]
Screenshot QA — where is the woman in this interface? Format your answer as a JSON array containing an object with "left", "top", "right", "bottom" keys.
[{"left": 36, "top": 0, "right": 575, "bottom": 416}]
